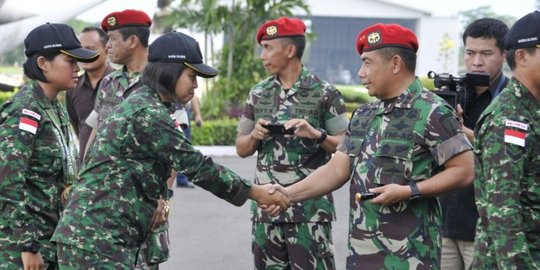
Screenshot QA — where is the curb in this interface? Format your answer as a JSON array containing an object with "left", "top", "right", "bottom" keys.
[{"left": 194, "top": 145, "right": 239, "bottom": 157}]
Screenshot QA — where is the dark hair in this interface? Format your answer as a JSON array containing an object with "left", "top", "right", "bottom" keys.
[
  {"left": 141, "top": 62, "right": 187, "bottom": 100},
  {"left": 280, "top": 36, "right": 306, "bottom": 59},
  {"left": 82, "top": 26, "right": 109, "bottom": 48},
  {"left": 462, "top": 18, "right": 508, "bottom": 52},
  {"left": 377, "top": 47, "right": 417, "bottom": 73},
  {"left": 118, "top": 26, "right": 150, "bottom": 47},
  {"left": 23, "top": 52, "right": 62, "bottom": 82},
  {"left": 506, "top": 47, "right": 536, "bottom": 70}
]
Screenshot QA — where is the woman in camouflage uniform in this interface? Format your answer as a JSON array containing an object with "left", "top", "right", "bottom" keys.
[
  {"left": 51, "top": 32, "right": 289, "bottom": 269},
  {"left": 0, "top": 23, "right": 98, "bottom": 269}
]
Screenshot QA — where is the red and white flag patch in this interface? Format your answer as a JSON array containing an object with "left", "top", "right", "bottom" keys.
[
  {"left": 504, "top": 129, "right": 526, "bottom": 147},
  {"left": 19, "top": 117, "right": 38, "bottom": 134},
  {"left": 504, "top": 119, "right": 527, "bottom": 147}
]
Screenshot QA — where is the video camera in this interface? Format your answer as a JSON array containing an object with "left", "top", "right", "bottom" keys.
[{"left": 427, "top": 71, "right": 490, "bottom": 112}]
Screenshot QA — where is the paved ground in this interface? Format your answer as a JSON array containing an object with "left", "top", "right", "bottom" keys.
[{"left": 160, "top": 155, "right": 350, "bottom": 270}]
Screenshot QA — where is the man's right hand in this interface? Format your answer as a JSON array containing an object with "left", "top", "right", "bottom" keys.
[
  {"left": 251, "top": 119, "right": 270, "bottom": 141},
  {"left": 21, "top": 251, "right": 44, "bottom": 270},
  {"left": 250, "top": 184, "right": 289, "bottom": 216}
]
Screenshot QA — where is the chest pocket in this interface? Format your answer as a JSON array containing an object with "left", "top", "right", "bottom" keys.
[{"left": 373, "top": 139, "right": 413, "bottom": 185}]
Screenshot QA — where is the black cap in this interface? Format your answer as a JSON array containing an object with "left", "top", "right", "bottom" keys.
[
  {"left": 148, "top": 32, "right": 218, "bottom": 78},
  {"left": 24, "top": 23, "right": 99, "bottom": 63},
  {"left": 505, "top": 11, "right": 540, "bottom": 50}
]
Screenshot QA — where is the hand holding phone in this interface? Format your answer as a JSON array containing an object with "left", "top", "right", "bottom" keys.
[{"left": 263, "top": 123, "right": 295, "bottom": 135}]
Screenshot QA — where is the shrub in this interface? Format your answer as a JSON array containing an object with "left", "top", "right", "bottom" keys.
[
  {"left": 0, "top": 90, "right": 16, "bottom": 105},
  {"left": 419, "top": 76, "right": 435, "bottom": 90},
  {"left": 190, "top": 118, "right": 239, "bottom": 146},
  {"left": 334, "top": 84, "right": 374, "bottom": 104}
]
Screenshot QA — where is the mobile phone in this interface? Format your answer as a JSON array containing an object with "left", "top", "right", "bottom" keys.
[{"left": 263, "top": 123, "right": 294, "bottom": 135}]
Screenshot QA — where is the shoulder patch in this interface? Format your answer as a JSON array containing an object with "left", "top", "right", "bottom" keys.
[
  {"left": 505, "top": 120, "right": 528, "bottom": 131},
  {"left": 19, "top": 117, "right": 38, "bottom": 134},
  {"left": 504, "top": 129, "right": 526, "bottom": 147},
  {"left": 22, "top": 108, "right": 41, "bottom": 121}
]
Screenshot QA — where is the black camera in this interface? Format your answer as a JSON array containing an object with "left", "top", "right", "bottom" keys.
[{"left": 427, "top": 71, "right": 490, "bottom": 111}]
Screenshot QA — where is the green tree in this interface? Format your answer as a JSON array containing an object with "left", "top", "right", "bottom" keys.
[
  {"left": 158, "top": 0, "right": 310, "bottom": 119},
  {"left": 459, "top": 6, "right": 515, "bottom": 29}
]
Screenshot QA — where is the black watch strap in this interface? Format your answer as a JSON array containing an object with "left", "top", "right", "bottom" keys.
[
  {"left": 409, "top": 181, "right": 422, "bottom": 200},
  {"left": 21, "top": 240, "right": 40, "bottom": 253},
  {"left": 315, "top": 128, "right": 328, "bottom": 144}
]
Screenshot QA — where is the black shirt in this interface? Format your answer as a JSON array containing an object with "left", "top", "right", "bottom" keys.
[
  {"left": 439, "top": 73, "right": 508, "bottom": 241},
  {"left": 66, "top": 66, "right": 114, "bottom": 167}
]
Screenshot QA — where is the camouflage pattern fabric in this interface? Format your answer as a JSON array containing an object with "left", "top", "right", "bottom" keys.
[
  {"left": 237, "top": 66, "right": 349, "bottom": 224},
  {"left": 86, "top": 65, "right": 161, "bottom": 269},
  {"left": 472, "top": 79, "right": 540, "bottom": 269},
  {"left": 86, "top": 66, "right": 140, "bottom": 129},
  {"left": 252, "top": 222, "right": 335, "bottom": 270},
  {"left": 0, "top": 81, "right": 74, "bottom": 268},
  {"left": 337, "top": 79, "right": 472, "bottom": 269},
  {"left": 51, "top": 86, "right": 252, "bottom": 266},
  {"left": 57, "top": 243, "right": 132, "bottom": 269}
]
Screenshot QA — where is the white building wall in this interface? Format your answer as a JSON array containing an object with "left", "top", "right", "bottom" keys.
[
  {"left": 416, "top": 17, "right": 460, "bottom": 77},
  {"left": 298, "top": 0, "right": 429, "bottom": 18}
]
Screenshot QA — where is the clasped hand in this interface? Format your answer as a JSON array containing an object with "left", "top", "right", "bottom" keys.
[{"left": 252, "top": 184, "right": 290, "bottom": 216}]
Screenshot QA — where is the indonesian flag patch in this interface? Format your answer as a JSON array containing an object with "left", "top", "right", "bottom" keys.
[
  {"left": 504, "top": 120, "right": 528, "bottom": 147},
  {"left": 19, "top": 117, "right": 38, "bottom": 134}
]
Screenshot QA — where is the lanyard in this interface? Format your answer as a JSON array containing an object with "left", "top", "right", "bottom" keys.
[{"left": 44, "top": 102, "right": 78, "bottom": 186}]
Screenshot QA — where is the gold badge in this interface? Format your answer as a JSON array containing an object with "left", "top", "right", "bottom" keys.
[
  {"left": 107, "top": 16, "right": 117, "bottom": 27},
  {"left": 266, "top": 26, "right": 277, "bottom": 36},
  {"left": 367, "top": 31, "right": 381, "bottom": 45}
]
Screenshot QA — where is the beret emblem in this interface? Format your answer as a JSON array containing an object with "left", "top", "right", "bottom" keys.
[
  {"left": 107, "top": 16, "right": 117, "bottom": 27},
  {"left": 367, "top": 31, "right": 381, "bottom": 45},
  {"left": 266, "top": 26, "right": 277, "bottom": 36}
]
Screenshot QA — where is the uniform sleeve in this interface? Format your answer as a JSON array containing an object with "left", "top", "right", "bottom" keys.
[
  {"left": 0, "top": 104, "right": 39, "bottom": 244},
  {"left": 425, "top": 105, "right": 472, "bottom": 165},
  {"left": 236, "top": 92, "right": 256, "bottom": 135},
  {"left": 85, "top": 76, "right": 111, "bottom": 129},
  {"left": 322, "top": 87, "right": 349, "bottom": 135},
  {"left": 475, "top": 115, "right": 536, "bottom": 268},
  {"left": 133, "top": 109, "right": 252, "bottom": 206}
]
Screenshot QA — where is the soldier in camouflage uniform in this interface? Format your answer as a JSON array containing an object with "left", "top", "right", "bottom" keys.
[
  {"left": 270, "top": 23, "right": 475, "bottom": 269},
  {"left": 472, "top": 11, "right": 540, "bottom": 269},
  {"left": 82, "top": 10, "right": 169, "bottom": 269},
  {"left": 50, "top": 31, "right": 289, "bottom": 269},
  {"left": 236, "top": 17, "right": 349, "bottom": 269},
  {"left": 0, "top": 23, "right": 98, "bottom": 270},
  {"left": 85, "top": 9, "right": 151, "bottom": 150}
]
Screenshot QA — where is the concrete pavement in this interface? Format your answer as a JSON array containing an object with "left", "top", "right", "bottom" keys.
[{"left": 160, "top": 154, "right": 350, "bottom": 270}]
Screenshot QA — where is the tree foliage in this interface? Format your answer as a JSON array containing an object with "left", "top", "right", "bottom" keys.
[
  {"left": 158, "top": 0, "right": 310, "bottom": 119},
  {"left": 459, "top": 6, "right": 515, "bottom": 31}
]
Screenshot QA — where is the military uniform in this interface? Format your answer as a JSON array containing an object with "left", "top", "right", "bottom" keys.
[
  {"left": 85, "top": 67, "right": 141, "bottom": 130},
  {"left": 337, "top": 79, "right": 472, "bottom": 269},
  {"left": 0, "top": 81, "right": 77, "bottom": 268},
  {"left": 472, "top": 79, "right": 540, "bottom": 269},
  {"left": 237, "top": 66, "right": 349, "bottom": 269},
  {"left": 51, "top": 86, "right": 252, "bottom": 267}
]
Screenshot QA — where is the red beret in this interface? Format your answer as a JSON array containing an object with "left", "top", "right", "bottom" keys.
[
  {"left": 101, "top": 9, "right": 152, "bottom": 32},
  {"left": 256, "top": 16, "right": 306, "bottom": 44},
  {"left": 356, "top": 23, "right": 418, "bottom": 55}
]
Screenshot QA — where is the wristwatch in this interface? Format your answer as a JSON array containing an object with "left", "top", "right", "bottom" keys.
[
  {"left": 21, "top": 240, "right": 40, "bottom": 253},
  {"left": 315, "top": 128, "right": 328, "bottom": 144},
  {"left": 409, "top": 181, "right": 422, "bottom": 200}
]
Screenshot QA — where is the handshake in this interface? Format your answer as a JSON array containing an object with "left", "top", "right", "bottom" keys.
[{"left": 250, "top": 184, "right": 290, "bottom": 216}]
